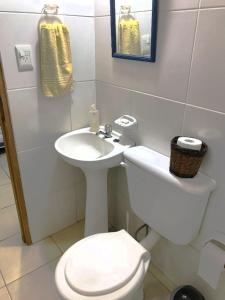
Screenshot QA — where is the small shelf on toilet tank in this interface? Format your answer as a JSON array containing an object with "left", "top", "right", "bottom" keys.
[{"left": 124, "top": 146, "right": 216, "bottom": 196}]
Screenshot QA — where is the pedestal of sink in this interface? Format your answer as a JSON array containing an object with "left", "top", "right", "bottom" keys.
[
  {"left": 84, "top": 169, "right": 108, "bottom": 237},
  {"left": 55, "top": 127, "right": 133, "bottom": 237}
]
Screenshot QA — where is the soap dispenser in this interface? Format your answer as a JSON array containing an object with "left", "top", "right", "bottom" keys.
[{"left": 89, "top": 104, "right": 100, "bottom": 133}]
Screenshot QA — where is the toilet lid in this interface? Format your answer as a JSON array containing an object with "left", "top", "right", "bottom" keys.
[{"left": 64, "top": 230, "right": 150, "bottom": 296}]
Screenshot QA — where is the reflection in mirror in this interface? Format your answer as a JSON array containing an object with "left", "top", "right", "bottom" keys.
[{"left": 110, "top": 0, "right": 157, "bottom": 62}]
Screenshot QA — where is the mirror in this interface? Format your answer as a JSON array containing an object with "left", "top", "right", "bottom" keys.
[{"left": 110, "top": 0, "right": 157, "bottom": 62}]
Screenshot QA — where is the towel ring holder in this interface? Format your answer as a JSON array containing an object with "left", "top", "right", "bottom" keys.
[{"left": 42, "top": 4, "right": 59, "bottom": 15}]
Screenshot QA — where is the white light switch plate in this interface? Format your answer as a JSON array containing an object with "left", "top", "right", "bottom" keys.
[{"left": 15, "top": 44, "right": 33, "bottom": 71}]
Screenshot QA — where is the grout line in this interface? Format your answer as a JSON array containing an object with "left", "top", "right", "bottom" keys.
[
  {"left": 0, "top": 270, "right": 12, "bottom": 300},
  {"left": 0, "top": 11, "right": 95, "bottom": 18},
  {"left": 184, "top": 4, "right": 200, "bottom": 104},
  {"left": 96, "top": 80, "right": 186, "bottom": 106},
  {"left": 0, "top": 231, "right": 20, "bottom": 245},
  {"left": 5, "top": 285, "right": 12, "bottom": 300},
  {"left": 7, "top": 86, "right": 37, "bottom": 92},
  {"left": 186, "top": 103, "right": 225, "bottom": 116},
  {"left": 49, "top": 236, "right": 64, "bottom": 255},
  {"left": 1, "top": 167, "right": 10, "bottom": 180},
  {"left": 0, "top": 270, "right": 7, "bottom": 287},
  {"left": 150, "top": 264, "right": 176, "bottom": 292},
  {"left": 7, "top": 80, "right": 95, "bottom": 92},
  {"left": 181, "top": 105, "right": 187, "bottom": 136},
  {"left": 0, "top": 181, "right": 11, "bottom": 188},
  {"left": 97, "top": 80, "right": 225, "bottom": 117},
  {"left": 0, "top": 203, "right": 16, "bottom": 211},
  {"left": 95, "top": 6, "right": 225, "bottom": 18},
  {"left": 1, "top": 6, "right": 225, "bottom": 19}
]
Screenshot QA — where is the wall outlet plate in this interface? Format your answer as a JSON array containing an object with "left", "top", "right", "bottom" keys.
[{"left": 15, "top": 44, "right": 33, "bottom": 71}]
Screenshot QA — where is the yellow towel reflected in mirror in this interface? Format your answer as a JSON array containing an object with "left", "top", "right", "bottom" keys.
[
  {"left": 39, "top": 22, "right": 73, "bottom": 97},
  {"left": 118, "top": 18, "right": 141, "bottom": 56}
]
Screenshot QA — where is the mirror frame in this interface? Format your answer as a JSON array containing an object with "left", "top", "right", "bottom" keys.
[{"left": 110, "top": 0, "right": 158, "bottom": 62}]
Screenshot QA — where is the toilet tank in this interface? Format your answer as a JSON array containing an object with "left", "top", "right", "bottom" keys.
[{"left": 123, "top": 146, "right": 216, "bottom": 245}]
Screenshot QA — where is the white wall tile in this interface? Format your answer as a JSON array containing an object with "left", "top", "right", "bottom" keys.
[
  {"left": 95, "top": 11, "right": 197, "bottom": 101},
  {"left": 95, "top": 0, "right": 110, "bottom": 16},
  {"left": 188, "top": 9, "right": 225, "bottom": 113},
  {"left": 183, "top": 105, "right": 225, "bottom": 246},
  {"left": 18, "top": 146, "right": 83, "bottom": 242},
  {"left": 0, "top": 13, "right": 95, "bottom": 89},
  {"left": 0, "top": 184, "right": 15, "bottom": 209},
  {"left": 0, "top": 0, "right": 95, "bottom": 16},
  {"left": 200, "top": 0, "right": 225, "bottom": 8},
  {"left": 130, "top": 91, "right": 185, "bottom": 156},
  {"left": 95, "top": 0, "right": 200, "bottom": 16},
  {"left": 152, "top": 238, "right": 225, "bottom": 300},
  {"left": 8, "top": 87, "right": 71, "bottom": 152},
  {"left": 65, "top": 16, "right": 95, "bottom": 82},
  {"left": 0, "top": 206, "right": 20, "bottom": 241},
  {"left": 0, "top": 13, "right": 40, "bottom": 89},
  {"left": 71, "top": 81, "right": 96, "bottom": 130},
  {"left": 159, "top": 0, "right": 200, "bottom": 11},
  {"left": 96, "top": 81, "right": 132, "bottom": 124},
  {"left": 17, "top": 146, "right": 80, "bottom": 203},
  {"left": 95, "top": 2, "right": 225, "bottom": 299},
  {"left": 97, "top": 82, "right": 184, "bottom": 156}
]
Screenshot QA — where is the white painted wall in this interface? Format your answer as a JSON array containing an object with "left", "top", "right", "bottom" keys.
[
  {"left": 95, "top": 1, "right": 225, "bottom": 299},
  {"left": 0, "top": 0, "right": 96, "bottom": 242}
]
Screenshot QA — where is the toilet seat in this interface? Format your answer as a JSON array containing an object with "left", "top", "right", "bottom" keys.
[{"left": 55, "top": 230, "right": 151, "bottom": 300}]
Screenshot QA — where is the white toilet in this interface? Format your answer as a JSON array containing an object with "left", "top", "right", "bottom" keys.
[{"left": 55, "top": 146, "right": 215, "bottom": 300}]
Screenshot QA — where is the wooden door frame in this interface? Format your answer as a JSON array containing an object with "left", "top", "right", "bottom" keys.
[{"left": 0, "top": 61, "right": 32, "bottom": 245}]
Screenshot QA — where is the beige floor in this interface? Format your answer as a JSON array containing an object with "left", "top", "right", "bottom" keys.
[{"left": 0, "top": 153, "right": 171, "bottom": 300}]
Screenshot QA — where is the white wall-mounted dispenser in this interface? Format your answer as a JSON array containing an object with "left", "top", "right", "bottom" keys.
[
  {"left": 114, "top": 115, "right": 137, "bottom": 129},
  {"left": 114, "top": 115, "right": 138, "bottom": 145}
]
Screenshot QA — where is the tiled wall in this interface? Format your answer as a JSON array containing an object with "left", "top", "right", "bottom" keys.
[
  {"left": 95, "top": 1, "right": 225, "bottom": 299},
  {"left": 0, "top": 0, "right": 96, "bottom": 242}
]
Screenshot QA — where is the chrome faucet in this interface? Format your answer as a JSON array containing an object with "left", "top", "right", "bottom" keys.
[{"left": 97, "top": 124, "right": 113, "bottom": 138}]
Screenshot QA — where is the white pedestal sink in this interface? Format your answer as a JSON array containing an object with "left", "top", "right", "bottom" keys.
[{"left": 55, "top": 127, "right": 133, "bottom": 236}]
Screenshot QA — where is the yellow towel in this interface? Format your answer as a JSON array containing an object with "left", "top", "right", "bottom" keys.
[
  {"left": 119, "top": 19, "right": 141, "bottom": 56},
  {"left": 39, "top": 22, "right": 73, "bottom": 97}
]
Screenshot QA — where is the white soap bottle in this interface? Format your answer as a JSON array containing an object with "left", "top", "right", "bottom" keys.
[{"left": 89, "top": 104, "right": 100, "bottom": 133}]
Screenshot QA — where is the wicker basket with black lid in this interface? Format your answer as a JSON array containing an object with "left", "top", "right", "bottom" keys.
[{"left": 170, "top": 136, "right": 208, "bottom": 178}]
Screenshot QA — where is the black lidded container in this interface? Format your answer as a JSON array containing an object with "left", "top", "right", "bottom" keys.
[{"left": 171, "top": 285, "right": 205, "bottom": 300}]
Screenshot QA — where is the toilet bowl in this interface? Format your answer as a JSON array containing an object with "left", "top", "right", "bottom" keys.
[
  {"left": 55, "top": 145, "right": 215, "bottom": 299},
  {"left": 55, "top": 230, "right": 150, "bottom": 300}
]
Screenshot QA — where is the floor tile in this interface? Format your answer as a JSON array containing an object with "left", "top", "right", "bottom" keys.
[
  {"left": 150, "top": 264, "right": 175, "bottom": 292},
  {"left": 0, "top": 184, "right": 15, "bottom": 209},
  {"left": 8, "top": 259, "right": 61, "bottom": 300},
  {"left": 0, "top": 205, "right": 19, "bottom": 241},
  {"left": 51, "top": 220, "right": 84, "bottom": 253},
  {"left": 0, "top": 154, "right": 10, "bottom": 177},
  {"left": 144, "top": 271, "right": 170, "bottom": 300},
  {"left": 0, "top": 287, "right": 11, "bottom": 300},
  {"left": 0, "top": 168, "right": 10, "bottom": 186},
  {"left": 0, "top": 234, "right": 61, "bottom": 284}
]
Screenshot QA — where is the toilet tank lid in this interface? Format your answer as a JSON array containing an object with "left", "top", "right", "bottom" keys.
[{"left": 124, "top": 146, "right": 216, "bottom": 196}]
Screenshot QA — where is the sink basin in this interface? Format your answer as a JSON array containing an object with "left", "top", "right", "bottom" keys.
[
  {"left": 55, "top": 127, "right": 133, "bottom": 236},
  {"left": 55, "top": 128, "right": 128, "bottom": 170}
]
